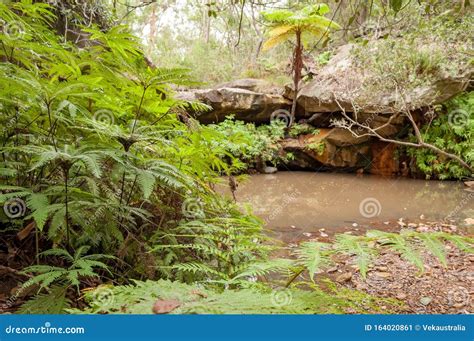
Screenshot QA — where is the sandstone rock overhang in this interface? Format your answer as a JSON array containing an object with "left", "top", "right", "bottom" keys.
[{"left": 175, "top": 79, "right": 291, "bottom": 124}]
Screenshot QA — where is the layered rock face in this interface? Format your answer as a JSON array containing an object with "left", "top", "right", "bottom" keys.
[
  {"left": 176, "top": 79, "right": 290, "bottom": 124},
  {"left": 178, "top": 44, "right": 469, "bottom": 176}
]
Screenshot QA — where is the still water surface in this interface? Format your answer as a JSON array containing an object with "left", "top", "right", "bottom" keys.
[{"left": 221, "top": 172, "right": 473, "bottom": 237}]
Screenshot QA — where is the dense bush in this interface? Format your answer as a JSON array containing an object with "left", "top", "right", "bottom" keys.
[
  {"left": 208, "top": 117, "right": 287, "bottom": 171},
  {"left": 408, "top": 92, "right": 473, "bottom": 179},
  {"left": 0, "top": 1, "right": 270, "bottom": 311}
]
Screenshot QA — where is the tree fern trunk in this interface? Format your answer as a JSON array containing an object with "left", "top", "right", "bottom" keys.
[{"left": 291, "top": 30, "right": 303, "bottom": 126}]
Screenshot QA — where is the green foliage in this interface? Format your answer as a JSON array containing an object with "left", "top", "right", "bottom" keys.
[
  {"left": 18, "top": 286, "right": 71, "bottom": 315},
  {"left": 0, "top": 1, "right": 269, "bottom": 298},
  {"left": 207, "top": 117, "right": 286, "bottom": 170},
  {"left": 18, "top": 246, "right": 112, "bottom": 314},
  {"left": 315, "top": 51, "right": 332, "bottom": 66},
  {"left": 75, "top": 279, "right": 400, "bottom": 314},
  {"left": 408, "top": 92, "right": 474, "bottom": 179},
  {"left": 289, "top": 123, "right": 319, "bottom": 137},
  {"left": 293, "top": 230, "right": 473, "bottom": 279},
  {"left": 150, "top": 214, "right": 278, "bottom": 286},
  {"left": 21, "top": 246, "right": 113, "bottom": 292},
  {"left": 262, "top": 4, "right": 340, "bottom": 51}
]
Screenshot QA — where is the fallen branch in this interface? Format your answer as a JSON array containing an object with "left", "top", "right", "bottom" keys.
[{"left": 332, "top": 98, "right": 473, "bottom": 174}]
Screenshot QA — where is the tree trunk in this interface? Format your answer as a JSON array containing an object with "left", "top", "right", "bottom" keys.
[
  {"left": 148, "top": 2, "right": 157, "bottom": 56},
  {"left": 290, "top": 30, "right": 303, "bottom": 125}
]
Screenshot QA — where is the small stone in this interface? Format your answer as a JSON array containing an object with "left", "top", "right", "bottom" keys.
[
  {"left": 420, "top": 214, "right": 425, "bottom": 220},
  {"left": 417, "top": 225, "right": 429, "bottom": 232},
  {"left": 302, "top": 232, "right": 312, "bottom": 237},
  {"left": 352, "top": 223, "right": 358, "bottom": 227},
  {"left": 291, "top": 225, "right": 296, "bottom": 229},
  {"left": 464, "top": 218, "right": 474, "bottom": 225},
  {"left": 320, "top": 232, "right": 329, "bottom": 237},
  {"left": 396, "top": 293, "right": 407, "bottom": 300},
  {"left": 263, "top": 166, "right": 278, "bottom": 174},
  {"left": 373, "top": 271, "right": 391, "bottom": 278},
  {"left": 336, "top": 272, "right": 353, "bottom": 283},
  {"left": 420, "top": 297, "right": 432, "bottom": 306}
]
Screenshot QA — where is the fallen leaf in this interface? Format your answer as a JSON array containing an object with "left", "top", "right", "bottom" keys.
[
  {"left": 17, "top": 221, "right": 36, "bottom": 241},
  {"left": 152, "top": 299, "right": 181, "bottom": 314}
]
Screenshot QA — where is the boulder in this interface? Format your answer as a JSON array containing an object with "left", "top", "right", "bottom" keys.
[
  {"left": 353, "top": 112, "right": 404, "bottom": 138},
  {"left": 214, "top": 78, "right": 280, "bottom": 94},
  {"left": 296, "top": 44, "right": 470, "bottom": 114},
  {"left": 176, "top": 84, "right": 290, "bottom": 124},
  {"left": 324, "top": 128, "right": 370, "bottom": 147},
  {"left": 280, "top": 129, "right": 371, "bottom": 170}
]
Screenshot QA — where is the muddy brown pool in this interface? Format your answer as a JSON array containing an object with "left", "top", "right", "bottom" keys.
[{"left": 219, "top": 172, "right": 473, "bottom": 240}]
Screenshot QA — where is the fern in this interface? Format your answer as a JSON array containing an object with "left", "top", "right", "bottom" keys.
[
  {"left": 293, "top": 241, "right": 332, "bottom": 281},
  {"left": 21, "top": 247, "right": 113, "bottom": 292},
  {"left": 18, "top": 286, "right": 71, "bottom": 315},
  {"left": 73, "top": 279, "right": 399, "bottom": 315},
  {"left": 334, "top": 234, "right": 376, "bottom": 278}
]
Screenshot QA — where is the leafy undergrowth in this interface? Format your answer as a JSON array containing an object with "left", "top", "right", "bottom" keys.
[
  {"left": 72, "top": 279, "right": 401, "bottom": 315},
  {"left": 408, "top": 92, "right": 474, "bottom": 180}
]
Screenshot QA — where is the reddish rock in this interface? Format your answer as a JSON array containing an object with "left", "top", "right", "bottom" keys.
[{"left": 369, "top": 142, "right": 400, "bottom": 176}]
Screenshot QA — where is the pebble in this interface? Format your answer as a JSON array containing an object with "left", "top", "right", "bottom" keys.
[
  {"left": 420, "top": 297, "right": 432, "bottom": 306},
  {"left": 302, "top": 232, "right": 312, "bottom": 237},
  {"left": 373, "top": 271, "right": 392, "bottom": 279},
  {"left": 336, "top": 272, "right": 353, "bottom": 283}
]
